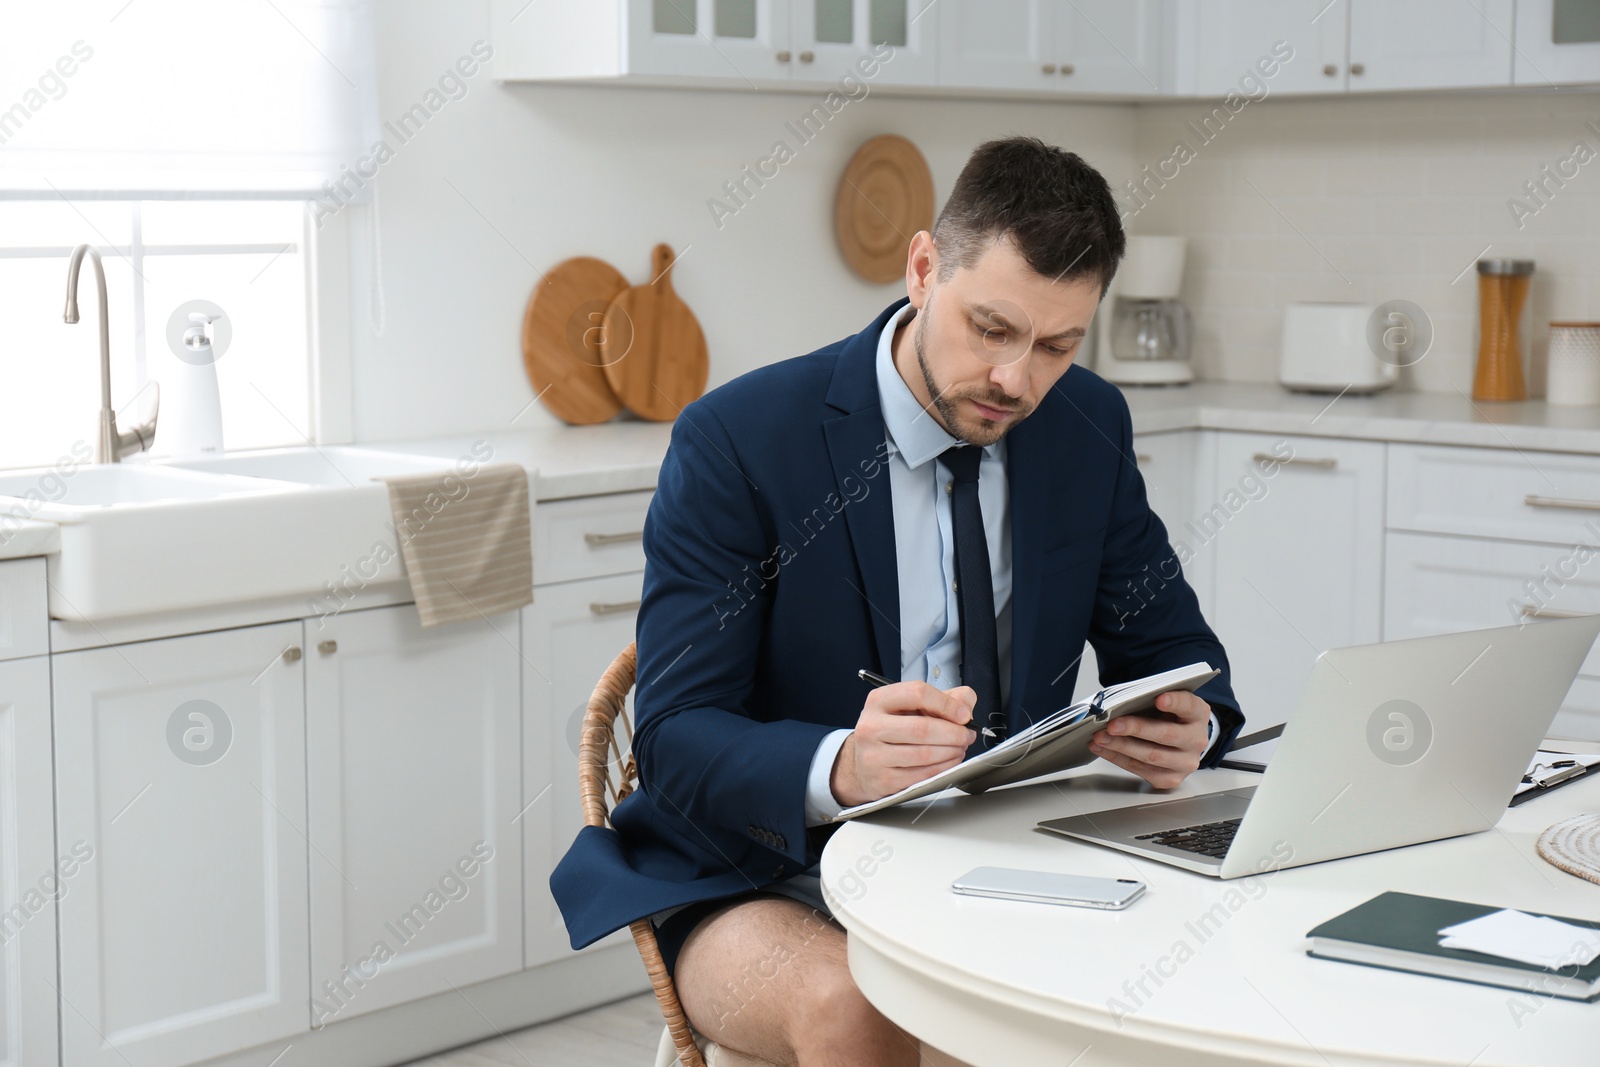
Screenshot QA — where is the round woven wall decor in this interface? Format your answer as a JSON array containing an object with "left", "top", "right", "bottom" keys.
[{"left": 834, "top": 134, "right": 935, "bottom": 285}]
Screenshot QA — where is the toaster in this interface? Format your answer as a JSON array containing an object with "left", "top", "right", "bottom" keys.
[{"left": 1278, "top": 303, "right": 1397, "bottom": 394}]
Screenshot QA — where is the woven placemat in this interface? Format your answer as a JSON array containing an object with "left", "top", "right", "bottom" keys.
[{"left": 1536, "top": 814, "right": 1600, "bottom": 886}]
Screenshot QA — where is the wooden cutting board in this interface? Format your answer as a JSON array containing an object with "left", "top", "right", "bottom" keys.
[
  {"left": 520, "top": 256, "right": 629, "bottom": 425},
  {"left": 600, "top": 244, "right": 708, "bottom": 422},
  {"left": 835, "top": 134, "right": 935, "bottom": 284}
]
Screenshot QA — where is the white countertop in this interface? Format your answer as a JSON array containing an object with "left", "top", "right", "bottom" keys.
[
  {"left": 8, "top": 380, "right": 1600, "bottom": 564},
  {"left": 1122, "top": 381, "right": 1600, "bottom": 453}
]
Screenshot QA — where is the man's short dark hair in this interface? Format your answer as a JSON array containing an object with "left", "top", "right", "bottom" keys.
[{"left": 931, "top": 136, "right": 1125, "bottom": 293}]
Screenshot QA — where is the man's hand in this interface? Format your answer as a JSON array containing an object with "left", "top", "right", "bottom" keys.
[
  {"left": 830, "top": 682, "right": 979, "bottom": 808},
  {"left": 1088, "top": 690, "right": 1211, "bottom": 790}
]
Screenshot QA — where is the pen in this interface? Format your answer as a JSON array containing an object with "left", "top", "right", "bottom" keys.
[{"left": 857, "top": 668, "right": 996, "bottom": 740}]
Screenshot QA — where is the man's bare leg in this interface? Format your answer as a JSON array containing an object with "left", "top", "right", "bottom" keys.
[{"left": 673, "top": 896, "right": 919, "bottom": 1066}]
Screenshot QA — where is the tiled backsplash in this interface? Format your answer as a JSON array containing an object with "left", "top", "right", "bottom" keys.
[{"left": 1124, "top": 92, "right": 1600, "bottom": 396}]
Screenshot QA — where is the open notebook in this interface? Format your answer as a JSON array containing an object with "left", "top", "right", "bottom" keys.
[{"left": 829, "top": 661, "right": 1219, "bottom": 821}]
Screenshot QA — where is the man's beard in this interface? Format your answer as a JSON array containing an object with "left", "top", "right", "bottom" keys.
[{"left": 912, "top": 293, "right": 1032, "bottom": 447}]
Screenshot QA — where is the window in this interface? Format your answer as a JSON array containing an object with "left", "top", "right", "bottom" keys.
[
  {"left": 0, "top": 200, "right": 310, "bottom": 470},
  {"left": 0, "top": 0, "right": 377, "bottom": 471}
]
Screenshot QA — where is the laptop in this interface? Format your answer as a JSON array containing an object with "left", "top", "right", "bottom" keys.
[{"left": 1037, "top": 615, "right": 1600, "bottom": 879}]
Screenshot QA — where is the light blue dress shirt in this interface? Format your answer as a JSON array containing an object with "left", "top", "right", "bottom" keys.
[{"left": 801, "top": 304, "right": 1217, "bottom": 825}]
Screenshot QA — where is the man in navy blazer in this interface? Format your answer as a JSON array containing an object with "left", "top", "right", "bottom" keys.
[{"left": 552, "top": 138, "right": 1243, "bottom": 1065}]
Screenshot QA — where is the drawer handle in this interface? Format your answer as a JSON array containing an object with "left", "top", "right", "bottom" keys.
[
  {"left": 1520, "top": 605, "right": 1592, "bottom": 620},
  {"left": 590, "top": 599, "right": 641, "bottom": 616},
  {"left": 1524, "top": 494, "right": 1600, "bottom": 512},
  {"left": 1253, "top": 452, "right": 1337, "bottom": 469},
  {"left": 584, "top": 530, "right": 644, "bottom": 547}
]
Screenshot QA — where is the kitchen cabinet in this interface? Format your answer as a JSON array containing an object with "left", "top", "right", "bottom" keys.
[
  {"left": 790, "top": 0, "right": 938, "bottom": 86},
  {"left": 1515, "top": 0, "right": 1600, "bottom": 85},
  {"left": 1053, "top": 0, "right": 1166, "bottom": 94},
  {"left": 1189, "top": 0, "right": 1349, "bottom": 95},
  {"left": 938, "top": 0, "right": 1056, "bottom": 92},
  {"left": 1347, "top": 0, "right": 1515, "bottom": 91},
  {"left": 1208, "top": 432, "right": 1385, "bottom": 725},
  {"left": 304, "top": 604, "right": 523, "bottom": 1025},
  {"left": 937, "top": 0, "right": 1164, "bottom": 95},
  {"left": 494, "top": 0, "right": 934, "bottom": 86},
  {"left": 0, "top": 656, "right": 58, "bottom": 1067},
  {"left": 625, "top": 0, "right": 793, "bottom": 83},
  {"left": 53, "top": 622, "right": 311, "bottom": 1067},
  {"left": 0, "top": 559, "right": 48, "bottom": 661},
  {"left": 523, "top": 571, "right": 644, "bottom": 967},
  {"left": 1384, "top": 531, "right": 1600, "bottom": 741},
  {"left": 1385, "top": 442, "right": 1600, "bottom": 743}
]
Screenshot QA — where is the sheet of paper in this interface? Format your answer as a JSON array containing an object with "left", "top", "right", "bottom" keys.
[{"left": 1437, "top": 909, "right": 1600, "bottom": 970}]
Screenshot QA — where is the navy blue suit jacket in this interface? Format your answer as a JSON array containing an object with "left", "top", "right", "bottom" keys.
[{"left": 551, "top": 299, "right": 1244, "bottom": 949}]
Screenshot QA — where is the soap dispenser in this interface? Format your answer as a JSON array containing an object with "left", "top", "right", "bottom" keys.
[{"left": 161, "top": 303, "right": 228, "bottom": 457}]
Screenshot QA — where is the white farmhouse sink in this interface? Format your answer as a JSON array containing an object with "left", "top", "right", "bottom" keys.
[
  {"left": 0, "top": 464, "right": 298, "bottom": 509},
  {"left": 1, "top": 447, "right": 467, "bottom": 622},
  {"left": 166, "top": 445, "right": 454, "bottom": 487}
]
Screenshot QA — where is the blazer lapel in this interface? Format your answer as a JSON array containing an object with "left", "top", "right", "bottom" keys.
[
  {"left": 1005, "top": 409, "right": 1050, "bottom": 729},
  {"left": 824, "top": 411, "right": 900, "bottom": 678},
  {"left": 822, "top": 300, "right": 907, "bottom": 679}
]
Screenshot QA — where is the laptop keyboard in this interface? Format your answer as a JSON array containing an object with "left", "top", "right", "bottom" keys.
[{"left": 1133, "top": 817, "right": 1241, "bottom": 858}]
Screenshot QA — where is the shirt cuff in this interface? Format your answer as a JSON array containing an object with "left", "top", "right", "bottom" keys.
[
  {"left": 1201, "top": 711, "right": 1221, "bottom": 760},
  {"left": 803, "top": 728, "right": 854, "bottom": 827}
]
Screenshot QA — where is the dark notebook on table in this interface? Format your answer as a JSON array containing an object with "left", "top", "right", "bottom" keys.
[{"left": 1307, "top": 891, "right": 1600, "bottom": 1002}]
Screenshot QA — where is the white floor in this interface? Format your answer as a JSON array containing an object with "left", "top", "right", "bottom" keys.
[{"left": 399, "top": 992, "right": 665, "bottom": 1067}]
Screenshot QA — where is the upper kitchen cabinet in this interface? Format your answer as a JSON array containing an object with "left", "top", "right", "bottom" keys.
[
  {"left": 794, "top": 0, "right": 939, "bottom": 86},
  {"left": 938, "top": 0, "right": 1167, "bottom": 96},
  {"left": 492, "top": 0, "right": 935, "bottom": 86},
  {"left": 938, "top": 0, "right": 1054, "bottom": 92},
  {"left": 1187, "top": 0, "right": 1348, "bottom": 95},
  {"left": 625, "top": 0, "right": 792, "bottom": 83},
  {"left": 1515, "top": 0, "right": 1600, "bottom": 85},
  {"left": 1346, "top": 0, "right": 1514, "bottom": 91},
  {"left": 1054, "top": 0, "right": 1167, "bottom": 95}
]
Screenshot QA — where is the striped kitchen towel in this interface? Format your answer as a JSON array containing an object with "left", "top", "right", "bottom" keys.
[{"left": 379, "top": 462, "right": 534, "bottom": 627}]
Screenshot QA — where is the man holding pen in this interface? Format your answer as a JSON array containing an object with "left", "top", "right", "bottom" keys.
[{"left": 552, "top": 137, "right": 1243, "bottom": 1065}]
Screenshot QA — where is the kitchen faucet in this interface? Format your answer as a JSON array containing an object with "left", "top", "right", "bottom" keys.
[{"left": 64, "top": 243, "right": 159, "bottom": 463}]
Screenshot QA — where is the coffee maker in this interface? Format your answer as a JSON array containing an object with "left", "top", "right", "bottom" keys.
[{"left": 1095, "top": 235, "right": 1194, "bottom": 386}]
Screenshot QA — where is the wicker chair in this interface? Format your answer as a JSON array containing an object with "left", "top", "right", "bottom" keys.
[{"left": 578, "top": 642, "right": 777, "bottom": 1067}]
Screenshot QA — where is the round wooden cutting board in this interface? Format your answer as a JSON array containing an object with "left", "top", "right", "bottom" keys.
[
  {"left": 599, "top": 244, "right": 708, "bottom": 422},
  {"left": 521, "top": 256, "right": 629, "bottom": 425},
  {"left": 834, "top": 134, "right": 935, "bottom": 284}
]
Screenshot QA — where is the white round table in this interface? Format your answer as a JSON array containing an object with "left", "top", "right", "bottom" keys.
[{"left": 820, "top": 763, "right": 1600, "bottom": 1066}]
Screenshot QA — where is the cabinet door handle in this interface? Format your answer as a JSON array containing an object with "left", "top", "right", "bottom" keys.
[
  {"left": 799, "top": 50, "right": 815, "bottom": 63},
  {"left": 584, "top": 530, "right": 644, "bottom": 547},
  {"left": 1323, "top": 64, "right": 1338, "bottom": 77},
  {"left": 318, "top": 640, "right": 338, "bottom": 655},
  {"left": 1059, "top": 63, "right": 1074, "bottom": 75},
  {"left": 1135, "top": 453, "right": 1152, "bottom": 464},
  {"left": 776, "top": 50, "right": 792, "bottom": 62},
  {"left": 1253, "top": 452, "right": 1337, "bottom": 469},
  {"left": 1349, "top": 62, "right": 1365, "bottom": 75},
  {"left": 590, "top": 599, "right": 642, "bottom": 616},
  {"left": 1524, "top": 495, "right": 1600, "bottom": 512},
  {"left": 1041, "top": 62, "right": 1057, "bottom": 74},
  {"left": 282, "top": 646, "right": 303, "bottom": 663},
  {"left": 1520, "top": 605, "right": 1592, "bottom": 620}
]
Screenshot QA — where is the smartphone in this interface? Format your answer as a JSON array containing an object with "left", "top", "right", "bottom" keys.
[{"left": 951, "top": 866, "right": 1146, "bottom": 910}]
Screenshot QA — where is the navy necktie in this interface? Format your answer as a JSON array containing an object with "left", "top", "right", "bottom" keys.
[{"left": 940, "top": 444, "right": 1004, "bottom": 747}]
